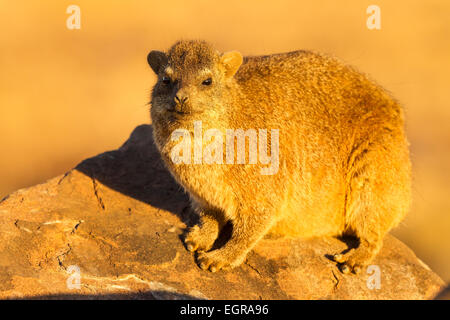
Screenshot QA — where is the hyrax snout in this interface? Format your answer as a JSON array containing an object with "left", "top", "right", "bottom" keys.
[{"left": 147, "top": 40, "right": 411, "bottom": 274}]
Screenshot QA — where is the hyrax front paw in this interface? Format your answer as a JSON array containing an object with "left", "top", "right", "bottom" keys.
[
  {"left": 197, "top": 249, "right": 244, "bottom": 273},
  {"left": 184, "top": 225, "right": 217, "bottom": 253}
]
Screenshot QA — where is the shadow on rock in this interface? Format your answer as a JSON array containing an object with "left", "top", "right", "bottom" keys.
[
  {"left": 76, "top": 124, "right": 197, "bottom": 227},
  {"left": 13, "top": 290, "right": 203, "bottom": 300}
]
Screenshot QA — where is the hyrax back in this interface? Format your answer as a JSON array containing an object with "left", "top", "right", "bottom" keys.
[{"left": 147, "top": 40, "right": 411, "bottom": 274}]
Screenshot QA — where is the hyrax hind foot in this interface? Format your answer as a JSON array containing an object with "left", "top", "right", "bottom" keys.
[
  {"left": 333, "top": 240, "right": 381, "bottom": 275},
  {"left": 333, "top": 249, "right": 363, "bottom": 274}
]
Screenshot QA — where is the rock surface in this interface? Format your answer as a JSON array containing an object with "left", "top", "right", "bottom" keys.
[
  {"left": 0, "top": 125, "right": 445, "bottom": 300},
  {"left": 435, "top": 285, "right": 450, "bottom": 300}
]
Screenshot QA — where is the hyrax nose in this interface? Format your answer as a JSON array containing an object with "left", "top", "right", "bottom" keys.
[{"left": 174, "top": 94, "right": 188, "bottom": 105}]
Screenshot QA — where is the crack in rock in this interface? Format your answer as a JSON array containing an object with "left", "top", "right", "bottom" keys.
[
  {"left": 71, "top": 220, "right": 83, "bottom": 235},
  {"left": 244, "top": 261, "right": 262, "bottom": 277},
  {"left": 56, "top": 244, "right": 72, "bottom": 270},
  {"left": 57, "top": 172, "right": 70, "bottom": 185},
  {"left": 91, "top": 178, "right": 105, "bottom": 210},
  {"left": 331, "top": 269, "right": 341, "bottom": 292},
  {"left": 13, "top": 219, "right": 32, "bottom": 233},
  {"left": 0, "top": 194, "right": 10, "bottom": 204}
]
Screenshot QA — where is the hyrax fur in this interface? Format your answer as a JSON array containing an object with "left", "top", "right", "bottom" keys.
[{"left": 147, "top": 40, "right": 411, "bottom": 274}]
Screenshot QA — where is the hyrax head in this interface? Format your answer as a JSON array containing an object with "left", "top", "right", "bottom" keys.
[{"left": 148, "top": 40, "right": 242, "bottom": 116}]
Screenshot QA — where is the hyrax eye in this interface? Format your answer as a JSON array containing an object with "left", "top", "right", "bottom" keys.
[
  {"left": 162, "top": 76, "right": 171, "bottom": 85},
  {"left": 202, "top": 78, "right": 212, "bottom": 86}
]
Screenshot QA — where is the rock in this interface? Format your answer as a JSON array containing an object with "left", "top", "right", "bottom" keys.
[
  {"left": 435, "top": 285, "right": 450, "bottom": 300},
  {"left": 0, "top": 125, "right": 445, "bottom": 300}
]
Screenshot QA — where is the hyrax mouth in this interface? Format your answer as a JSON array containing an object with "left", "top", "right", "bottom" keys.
[{"left": 165, "top": 102, "right": 191, "bottom": 115}]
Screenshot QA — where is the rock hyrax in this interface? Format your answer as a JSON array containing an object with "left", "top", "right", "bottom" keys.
[{"left": 147, "top": 40, "right": 411, "bottom": 274}]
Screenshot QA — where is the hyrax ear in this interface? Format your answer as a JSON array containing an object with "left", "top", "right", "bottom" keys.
[
  {"left": 220, "top": 51, "right": 243, "bottom": 78},
  {"left": 147, "top": 50, "right": 168, "bottom": 74}
]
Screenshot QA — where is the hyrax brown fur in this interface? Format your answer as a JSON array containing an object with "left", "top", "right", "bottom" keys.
[{"left": 147, "top": 40, "right": 411, "bottom": 274}]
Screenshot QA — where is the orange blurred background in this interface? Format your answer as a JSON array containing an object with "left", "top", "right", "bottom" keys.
[{"left": 1, "top": 1, "right": 449, "bottom": 281}]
